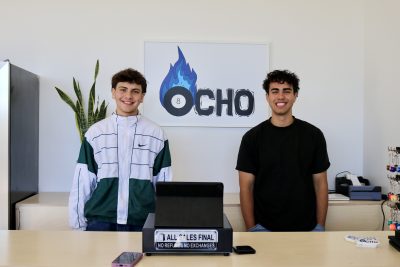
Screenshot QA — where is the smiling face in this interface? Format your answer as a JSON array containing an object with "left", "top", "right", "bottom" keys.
[
  {"left": 266, "top": 81, "right": 298, "bottom": 118},
  {"left": 112, "top": 82, "right": 144, "bottom": 116}
]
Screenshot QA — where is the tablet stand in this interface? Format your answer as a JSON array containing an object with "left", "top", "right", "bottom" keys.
[{"left": 142, "top": 182, "right": 232, "bottom": 256}]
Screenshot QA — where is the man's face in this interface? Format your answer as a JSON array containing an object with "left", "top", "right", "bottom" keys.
[
  {"left": 266, "top": 81, "right": 298, "bottom": 116},
  {"left": 112, "top": 82, "right": 144, "bottom": 116}
]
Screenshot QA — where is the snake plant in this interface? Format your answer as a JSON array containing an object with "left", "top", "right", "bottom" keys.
[{"left": 55, "top": 60, "right": 108, "bottom": 142}]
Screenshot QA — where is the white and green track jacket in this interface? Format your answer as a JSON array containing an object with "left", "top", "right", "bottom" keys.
[{"left": 69, "top": 113, "right": 172, "bottom": 230}]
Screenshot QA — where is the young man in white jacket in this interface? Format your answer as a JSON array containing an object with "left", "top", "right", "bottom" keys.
[{"left": 69, "top": 68, "right": 172, "bottom": 231}]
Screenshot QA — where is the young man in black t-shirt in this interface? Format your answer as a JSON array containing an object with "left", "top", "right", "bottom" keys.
[{"left": 236, "top": 70, "right": 330, "bottom": 232}]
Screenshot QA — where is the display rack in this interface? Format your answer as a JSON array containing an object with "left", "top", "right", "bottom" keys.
[{"left": 387, "top": 146, "right": 400, "bottom": 251}]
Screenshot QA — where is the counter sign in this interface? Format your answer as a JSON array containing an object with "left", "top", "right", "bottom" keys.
[{"left": 154, "top": 229, "right": 218, "bottom": 250}]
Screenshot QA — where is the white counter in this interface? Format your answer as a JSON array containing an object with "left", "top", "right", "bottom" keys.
[{"left": 16, "top": 192, "right": 389, "bottom": 231}]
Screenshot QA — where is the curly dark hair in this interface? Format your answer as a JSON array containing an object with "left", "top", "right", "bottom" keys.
[
  {"left": 262, "top": 70, "right": 300, "bottom": 94},
  {"left": 111, "top": 68, "right": 147, "bottom": 93}
]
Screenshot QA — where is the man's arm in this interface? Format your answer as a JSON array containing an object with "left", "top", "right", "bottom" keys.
[
  {"left": 239, "top": 171, "right": 256, "bottom": 230},
  {"left": 312, "top": 171, "right": 328, "bottom": 227},
  {"left": 68, "top": 164, "right": 97, "bottom": 230},
  {"left": 68, "top": 137, "right": 98, "bottom": 230}
]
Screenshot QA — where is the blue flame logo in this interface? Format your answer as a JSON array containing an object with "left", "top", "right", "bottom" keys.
[
  {"left": 157, "top": 45, "right": 255, "bottom": 118},
  {"left": 160, "top": 47, "right": 197, "bottom": 112}
]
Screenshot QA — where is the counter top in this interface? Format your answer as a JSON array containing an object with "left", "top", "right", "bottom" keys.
[
  {"left": 17, "top": 192, "right": 383, "bottom": 207},
  {"left": 0, "top": 230, "right": 398, "bottom": 267}
]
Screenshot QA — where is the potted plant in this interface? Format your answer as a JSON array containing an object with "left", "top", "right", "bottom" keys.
[{"left": 55, "top": 60, "right": 108, "bottom": 142}]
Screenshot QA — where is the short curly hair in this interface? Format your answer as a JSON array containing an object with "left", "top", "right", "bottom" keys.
[
  {"left": 111, "top": 68, "right": 147, "bottom": 93},
  {"left": 262, "top": 70, "right": 300, "bottom": 94}
]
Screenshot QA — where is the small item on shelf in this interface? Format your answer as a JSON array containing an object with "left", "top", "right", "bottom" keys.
[
  {"left": 345, "top": 234, "right": 380, "bottom": 248},
  {"left": 356, "top": 238, "right": 380, "bottom": 248},
  {"left": 344, "top": 235, "right": 360, "bottom": 243}
]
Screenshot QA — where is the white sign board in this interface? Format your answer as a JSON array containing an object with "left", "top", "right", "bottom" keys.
[
  {"left": 154, "top": 229, "right": 218, "bottom": 250},
  {"left": 144, "top": 42, "right": 269, "bottom": 127}
]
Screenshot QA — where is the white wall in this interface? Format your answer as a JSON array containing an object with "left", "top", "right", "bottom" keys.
[
  {"left": 364, "top": 0, "right": 400, "bottom": 193},
  {"left": 0, "top": 0, "right": 366, "bottom": 192}
]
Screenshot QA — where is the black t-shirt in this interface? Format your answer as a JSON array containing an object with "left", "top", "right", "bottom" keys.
[{"left": 236, "top": 117, "right": 330, "bottom": 231}]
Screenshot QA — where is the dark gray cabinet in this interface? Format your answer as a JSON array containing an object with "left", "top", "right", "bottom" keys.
[{"left": 0, "top": 61, "right": 39, "bottom": 229}]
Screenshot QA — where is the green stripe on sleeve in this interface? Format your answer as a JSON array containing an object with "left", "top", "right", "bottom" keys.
[
  {"left": 153, "top": 140, "right": 171, "bottom": 176},
  {"left": 77, "top": 137, "right": 98, "bottom": 174}
]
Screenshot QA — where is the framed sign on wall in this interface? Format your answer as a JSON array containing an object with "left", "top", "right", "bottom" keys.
[{"left": 144, "top": 41, "right": 269, "bottom": 127}]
